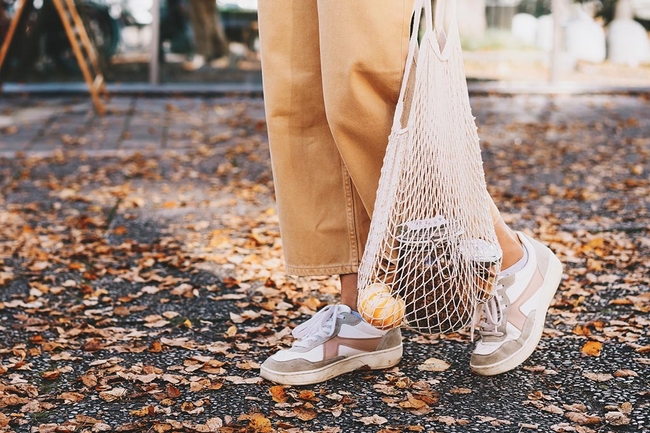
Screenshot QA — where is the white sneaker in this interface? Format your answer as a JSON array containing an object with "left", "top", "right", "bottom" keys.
[
  {"left": 260, "top": 304, "right": 403, "bottom": 385},
  {"left": 470, "top": 232, "right": 563, "bottom": 376}
]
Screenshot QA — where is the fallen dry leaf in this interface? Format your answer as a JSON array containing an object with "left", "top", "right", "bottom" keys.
[
  {"left": 605, "top": 411, "right": 631, "bottom": 426},
  {"left": 449, "top": 387, "right": 472, "bottom": 394},
  {"left": 565, "top": 412, "right": 602, "bottom": 425},
  {"left": 294, "top": 406, "right": 318, "bottom": 421},
  {"left": 42, "top": 370, "right": 60, "bottom": 380},
  {"left": 358, "top": 414, "right": 389, "bottom": 425},
  {"left": 99, "top": 387, "right": 128, "bottom": 402},
  {"left": 580, "top": 340, "right": 602, "bottom": 357},
  {"left": 418, "top": 357, "right": 450, "bottom": 372},
  {"left": 238, "top": 412, "right": 273, "bottom": 432},
  {"left": 582, "top": 372, "right": 614, "bottom": 382},
  {"left": 613, "top": 369, "right": 638, "bottom": 378},
  {"left": 269, "top": 385, "right": 288, "bottom": 403}
]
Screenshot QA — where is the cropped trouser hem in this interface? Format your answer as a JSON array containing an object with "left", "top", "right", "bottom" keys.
[{"left": 285, "top": 264, "right": 360, "bottom": 278}]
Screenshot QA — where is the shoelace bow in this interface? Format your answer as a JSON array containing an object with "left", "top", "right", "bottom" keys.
[{"left": 291, "top": 304, "right": 339, "bottom": 348}]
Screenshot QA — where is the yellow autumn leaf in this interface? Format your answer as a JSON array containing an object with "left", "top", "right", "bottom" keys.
[
  {"left": 239, "top": 413, "right": 273, "bottom": 433},
  {"left": 297, "top": 390, "right": 318, "bottom": 401},
  {"left": 269, "top": 385, "right": 288, "bottom": 403},
  {"left": 581, "top": 340, "right": 603, "bottom": 357},
  {"left": 130, "top": 406, "right": 155, "bottom": 417}
]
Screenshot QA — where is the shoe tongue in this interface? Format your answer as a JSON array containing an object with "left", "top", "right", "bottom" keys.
[
  {"left": 337, "top": 304, "right": 352, "bottom": 315},
  {"left": 320, "top": 305, "right": 349, "bottom": 336}
]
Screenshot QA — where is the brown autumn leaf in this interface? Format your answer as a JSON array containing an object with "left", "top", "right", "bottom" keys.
[
  {"left": 181, "top": 402, "right": 201, "bottom": 414},
  {"left": 99, "top": 387, "right": 128, "bottom": 402},
  {"left": 130, "top": 406, "right": 155, "bottom": 417},
  {"left": 0, "top": 272, "right": 14, "bottom": 286},
  {"left": 114, "top": 306, "right": 131, "bottom": 317},
  {"left": 75, "top": 415, "right": 102, "bottom": 425},
  {"left": 358, "top": 414, "right": 389, "bottom": 425},
  {"left": 2, "top": 395, "right": 30, "bottom": 406},
  {"left": 20, "top": 400, "right": 44, "bottom": 413},
  {"left": 200, "top": 364, "right": 226, "bottom": 375},
  {"left": 144, "top": 319, "right": 170, "bottom": 328},
  {"left": 613, "top": 369, "right": 638, "bottom": 378},
  {"left": 236, "top": 360, "right": 260, "bottom": 370},
  {"left": 399, "top": 395, "right": 429, "bottom": 410},
  {"left": 581, "top": 340, "right": 602, "bottom": 357},
  {"left": 149, "top": 341, "right": 163, "bottom": 353},
  {"left": 152, "top": 423, "right": 173, "bottom": 433},
  {"left": 563, "top": 403, "right": 587, "bottom": 412},
  {"left": 166, "top": 384, "right": 181, "bottom": 398},
  {"left": 583, "top": 372, "right": 614, "bottom": 382},
  {"left": 80, "top": 373, "right": 98, "bottom": 388},
  {"left": 565, "top": 412, "right": 602, "bottom": 425},
  {"left": 205, "top": 418, "right": 224, "bottom": 430},
  {"left": 297, "top": 390, "right": 318, "bottom": 401},
  {"left": 610, "top": 298, "right": 633, "bottom": 305},
  {"left": 42, "top": 370, "right": 60, "bottom": 380},
  {"left": 294, "top": 405, "right": 318, "bottom": 421},
  {"left": 113, "top": 226, "right": 128, "bottom": 235},
  {"left": 542, "top": 404, "right": 565, "bottom": 415},
  {"left": 269, "top": 385, "right": 288, "bottom": 403},
  {"left": 434, "top": 415, "right": 460, "bottom": 426},
  {"left": 115, "top": 421, "right": 150, "bottom": 432},
  {"left": 449, "top": 388, "right": 472, "bottom": 395},
  {"left": 605, "top": 411, "right": 631, "bottom": 426},
  {"left": 83, "top": 338, "right": 105, "bottom": 352},
  {"left": 58, "top": 392, "right": 85, "bottom": 402},
  {"left": 524, "top": 365, "right": 547, "bottom": 373},
  {"left": 619, "top": 402, "right": 633, "bottom": 414}
]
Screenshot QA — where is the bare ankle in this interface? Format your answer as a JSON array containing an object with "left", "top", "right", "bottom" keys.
[{"left": 339, "top": 273, "right": 359, "bottom": 311}]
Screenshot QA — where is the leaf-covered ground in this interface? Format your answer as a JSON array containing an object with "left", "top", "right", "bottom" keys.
[{"left": 1, "top": 94, "right": 649, "bottom": 433}]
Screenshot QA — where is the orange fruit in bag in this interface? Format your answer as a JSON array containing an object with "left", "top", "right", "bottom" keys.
[{"left": 359, "top": 283, "right": 405, "bottom": 330}]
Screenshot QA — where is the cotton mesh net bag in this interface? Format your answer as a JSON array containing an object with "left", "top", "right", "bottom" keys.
[{"left": 357, "top": 0, "right": 502, "bottom": 334}]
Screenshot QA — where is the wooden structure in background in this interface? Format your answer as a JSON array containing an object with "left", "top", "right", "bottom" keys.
[{"left": 0, "top": 0, "right": 108, "bottom": 114}]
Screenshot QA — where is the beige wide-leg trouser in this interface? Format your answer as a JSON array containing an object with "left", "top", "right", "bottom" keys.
[{"left": 258, "top": 0, "right": 416, "bottom": 276}]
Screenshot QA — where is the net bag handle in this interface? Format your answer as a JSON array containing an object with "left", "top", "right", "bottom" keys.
[
  {"left": 434, "top": 0, "right": 457, "bottom": 35},
  {"left": 432, "top": 0, "right": 458, "bottom": 62},
  {"left": 392, "top": 0, "right": 433, "bottom": 131}
]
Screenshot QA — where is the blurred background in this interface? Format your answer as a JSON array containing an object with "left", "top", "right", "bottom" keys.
[{"left": 0, "top": 0, "right": 649, "bottom": 88}]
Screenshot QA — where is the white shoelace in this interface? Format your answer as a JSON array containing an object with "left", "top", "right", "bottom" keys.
[
  {"left": 291, "top": 304, "right": 340, "bottom": 348},
  {"left": 479, "top": 290, "right": 505, "bottom": 337},
  {"left": 471, "top": 284, "right": 505, "bottom": 342}
]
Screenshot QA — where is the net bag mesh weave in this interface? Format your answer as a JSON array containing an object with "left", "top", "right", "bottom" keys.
[{"left": 357, "top": 0, "right": 502, "bottom": 335}]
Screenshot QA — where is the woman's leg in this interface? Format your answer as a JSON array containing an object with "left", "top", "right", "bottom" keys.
[
  {"left": 257, "top": 0, "right": 412, "bottom": 385},
  {"left": 258, "top": 0, "right": 364, "bottom": 278},
  {"left": 490, "top": 199, "right": 525, "bottom": 269}
]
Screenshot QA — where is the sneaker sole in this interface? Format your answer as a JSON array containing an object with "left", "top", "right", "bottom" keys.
[
  {"left": 471, "top": 249, "right": 563, "bottom": 376},
  {"left": 260, "top": 344, "right": 403, "bottom": 386}
]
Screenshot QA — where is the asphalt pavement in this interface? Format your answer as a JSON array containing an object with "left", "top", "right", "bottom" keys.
[{"left": 0, "top": 92, "right": 649, "bottom": 433}]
